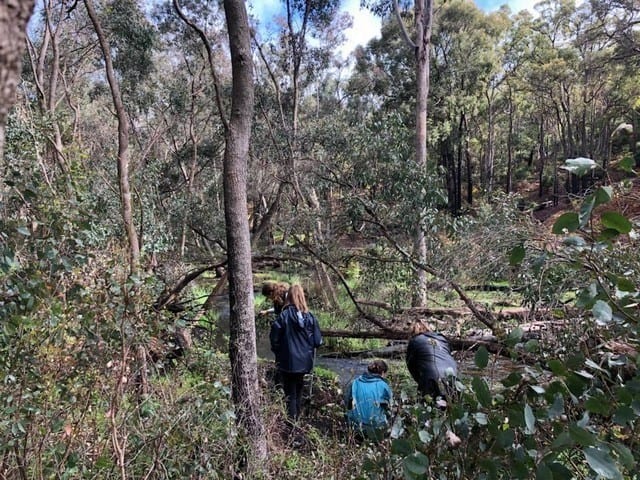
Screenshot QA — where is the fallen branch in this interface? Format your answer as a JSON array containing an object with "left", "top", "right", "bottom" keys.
[{"left": 320, "top": 328, "right": 539, "bottom": 365}]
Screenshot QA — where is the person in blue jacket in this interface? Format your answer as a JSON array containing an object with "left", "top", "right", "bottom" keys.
[
  {"left": 406, "top": 320, "right": 458, "bottom": 405},
  {"left": 344, "top": 359, "right": 393, "bottom": 441},
  {"left": 270, "top": 284, "right": 323, "bottom": 420}
]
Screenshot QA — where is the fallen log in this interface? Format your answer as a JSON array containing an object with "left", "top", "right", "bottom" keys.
[
  {"left": 320, "top": 328, "right": 539, "bottom": 365},
  {"left": 396, "top": 306, "right": 536, "bottom": 321}
]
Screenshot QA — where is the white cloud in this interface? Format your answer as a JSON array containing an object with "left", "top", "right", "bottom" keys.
[{"left": 340, "top": 0, "right": 381, "bottom": 58}]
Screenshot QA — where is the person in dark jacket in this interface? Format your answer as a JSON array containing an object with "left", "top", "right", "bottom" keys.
[
  {"left": 345, "top": 359, "right": 393, "bottom": 441},
  {"left": 406, "top": 320, "right": 458, "bottom": 404},
  {"left": 270, "top": 284, "right": 323, "bottom": 420}
]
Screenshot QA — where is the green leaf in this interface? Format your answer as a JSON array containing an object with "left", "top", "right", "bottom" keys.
[
  {"left": 548, "top": 463, "right": 574, "bottom": 479},
  {"left": 579, "top": 194, "right": 596, "bottom": 227},
  {"left": 535, "top": 463, "right": 553, "bottom": 480},
  {"left": 585, "top": 396, "right": 611, "bottom": 415},
  {"left": 612, "top": 405, "right": 636, "bottom": 426},
  {"left": 551, "top": 431, "right": 573, "bottom": 450},
  {"left": 524, "top": 403, "right": 535, "bottom": 434},
  {"left": 475, "top": 346, "right": 489, "bottom": 369},
  {"left": 594, "top": 186, "right": 613, "bottom": 206},
  {"left": 95, "top": 456, "right": 112, "bottom": 469},
  {"left": 547, "top": 394, "right": 564, "bottom": 419},
  {"left": 583, "top": 446, "right": 622, "bottom": 480},
  {"left": 390, "top": 438, "right": 413, "bottom": 456},
  {"left": 569, "top": 424, "right": 595, "bottom": 446},
  {"left": 618, "top": 155, "right": 635, "bottom": 173},
  {"left": 16, "top": 226, "right": 30, "bottom": 236},
  {"left": 418, "top": 429, "right": 431, "bottom": 443},
  {"left": 506, "top": 326, "right": 523, "bottom": 347},
  {"left": 547, "top": 359, "right": 567, "bottom": 376},
  {"left": 552, "top": 213, "right": 579, "bottom": 234},
  {"left": 611, "top": 442, "right": 635, "bottom": 470},
  {"left": 509, "top": 245, "right": 525, "bottom": 266},
  {"left": 501, "top": 371, "right": 523, "bottom": 388},
  {"left": 403, "top": 452, "right": 429, "bottom": 476},
  {"left": 525, "top": 339, "right": 539, "bottom": 352},
  {"left": 601, "top": 211, "right": 632, "bottom": 234},
  {"left": 598, "top": 228, "right": 620, "bottom": 241},
  {"left": 616, "top": 277, "right": 636, "bottom": 292},
  {"left": 472, "top": 376, "right": 492, "bottom": 408},
  {"left": 592, "top": 300, "right": 613, "bottom": 324},
  {"left": 496, "top": 428, "right": 514, "bottom": 449}
]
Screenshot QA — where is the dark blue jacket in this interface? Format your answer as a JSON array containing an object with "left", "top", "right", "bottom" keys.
[
  {"left": 406, "top": 332, "right": 458, "bottom": 388},
  {"left": 270, "top": 305, "right": 323, "bottom": 374}
]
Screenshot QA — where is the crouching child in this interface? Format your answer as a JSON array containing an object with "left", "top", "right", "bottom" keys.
[{"left": 344, "top": 359, "right": 393, "bottom": 442}]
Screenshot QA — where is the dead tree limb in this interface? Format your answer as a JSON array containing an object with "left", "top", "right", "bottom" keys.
[
  {"left": 153, "top": 263, "right": 222, "bottom": 311},
  {"left": 320, "top": 328, "right": 538, "bottom": 364}
]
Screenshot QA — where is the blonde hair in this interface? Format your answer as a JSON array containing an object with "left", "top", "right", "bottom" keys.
[
  {"left": 410, "top": 320, "right": 434, "bottom": 337},
  {"left": 285, "top": 284, "right": 308, "bottom": 313}
]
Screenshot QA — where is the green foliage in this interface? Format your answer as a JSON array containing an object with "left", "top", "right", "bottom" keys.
[{"left": 104, "top": 0, "right": 158, "bottom": 109}]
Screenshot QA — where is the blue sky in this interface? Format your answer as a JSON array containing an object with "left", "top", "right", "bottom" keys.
[{"left": 248, "top": 0, "right": 538, "bottom": 58}]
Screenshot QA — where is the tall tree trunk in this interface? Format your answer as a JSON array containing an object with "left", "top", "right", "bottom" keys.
[
  {"left": 85, "top": 0, "right": 140, "bottom": 275},
  {"left": 222, "top": 0, "right": 268, "bottom": 474},
  {"left": 411, "top": 0, "right": 432, "bottom": 307},
  {"left": 0, "top": 0, "right": 36, "bottom": 176},
  {"left": 506, "top": 84, "right": 514, "bottom": 194},
  {"left": 538, "top": 113, "right": 546, "bottom": 198},
  {"left": 485, "top": 92, "right": 496, "bottom": 195}
]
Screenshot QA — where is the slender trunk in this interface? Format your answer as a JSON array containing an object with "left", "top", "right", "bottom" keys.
[
  {"left": 506, "top": 85, "right": 513, "bottom": 194},
  {"left": 411, "top": 0, "right": 432, "bottom": 307},
  {"left": 485, "top": 91, "right": 495, "bottom": 195},
  {"left": 85, "top": 0, "right": 140, "bottom": 274},
  {"left": 538, "top": 113, "right": 545, "bottom": 199},
  {"left": 223, "top": 0, "right": 268, "bottom": 473},
  {"left": 455, "top": 114, "right": 464, "bottom": 213}
]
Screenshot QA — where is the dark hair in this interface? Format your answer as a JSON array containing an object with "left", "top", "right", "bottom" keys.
[
  {"left": 367, "top": 359, "right": 388, "bottom": 375},
  {"left": 262, "top": 281, "right": 289, "bottom": 310}
]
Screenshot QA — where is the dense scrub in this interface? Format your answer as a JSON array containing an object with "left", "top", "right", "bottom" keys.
[{"left": 2, "top": 167, "right": 640, "bottom": 479}]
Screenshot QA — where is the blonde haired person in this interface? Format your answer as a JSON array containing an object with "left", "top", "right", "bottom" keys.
[{"left": 270, "top": 284, "right": 323, "bottom": 419}]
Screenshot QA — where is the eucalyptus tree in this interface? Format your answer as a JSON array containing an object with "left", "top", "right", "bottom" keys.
[
  {"left": 430, "top": 0, "right": 507, "bottom": 211},
  {"left": 84, "top": 0, "right": 141, "bottom": 273},
  {"left": 522, "top": 0, "right": 624, "bottom": 196},
  {"left": 500, "top": 9, "right": 537, "bottom": 194},
  {"left": 358, "top": 0, "right": 435, "bottom": 306},
  {"left": 251, "top": 0, "right": 351, "bottom": 305},
  {"left": 151, "top": 0, "right": 230, "bottom": 260},
  {"left": 591, "top": 0, "right": 640, "bottom": 166},
  {"left": 222, "top": 0, "right": 268, "bottom": 472},
  {"left": 22, "top": 0, "right": 76, "bottom": 181}
]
